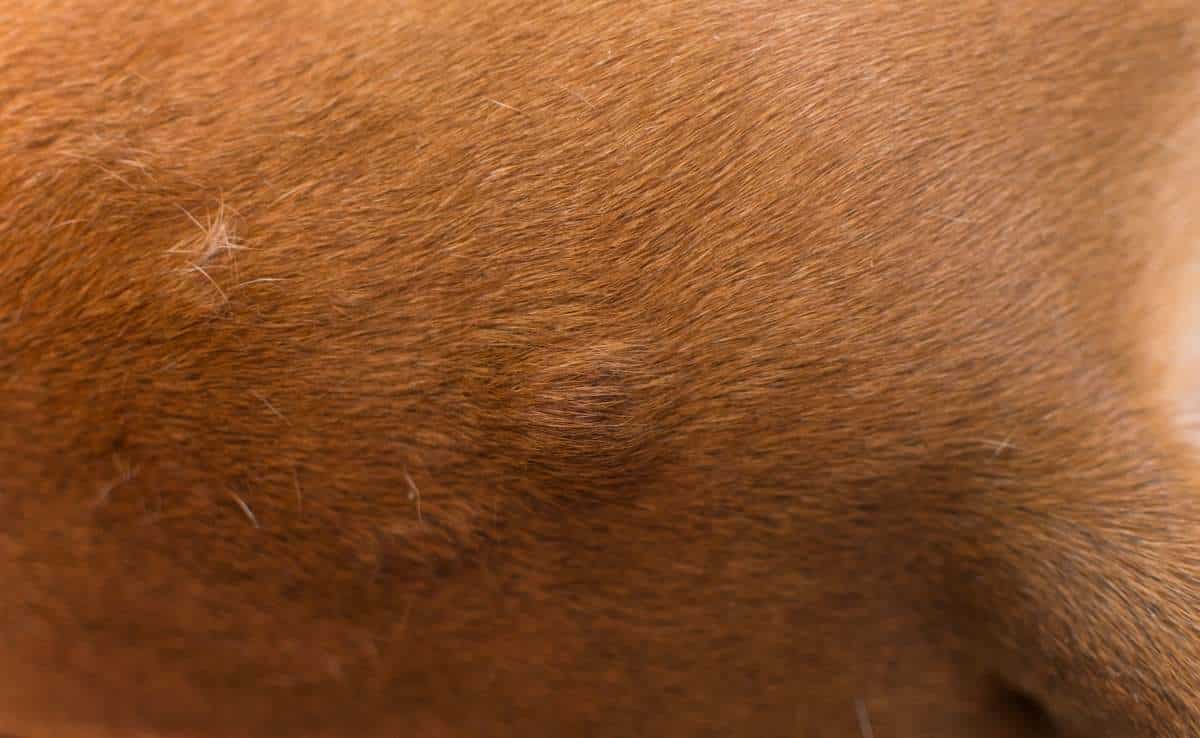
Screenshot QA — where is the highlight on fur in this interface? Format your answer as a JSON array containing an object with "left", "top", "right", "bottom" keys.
[{"left": 1, "top": 1, "right": 1200, "bottom": 737}]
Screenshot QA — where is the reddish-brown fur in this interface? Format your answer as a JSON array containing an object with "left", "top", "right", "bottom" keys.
[{"left": 3, "top": 1, "right": 1200, "bottom": 736}]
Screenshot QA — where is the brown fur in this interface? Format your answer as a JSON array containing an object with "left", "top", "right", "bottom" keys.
[{"left": 2, "top": 1, "right": 1200, "bottom": 736}]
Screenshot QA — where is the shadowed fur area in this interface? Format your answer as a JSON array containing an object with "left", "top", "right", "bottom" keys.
[{"left": 2, "top": 1, "right": 1200, "bottom": 736}]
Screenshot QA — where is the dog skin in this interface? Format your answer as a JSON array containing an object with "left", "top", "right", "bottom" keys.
[{"left": 2, "top": 1, "right": 1200, "bottom": 736}]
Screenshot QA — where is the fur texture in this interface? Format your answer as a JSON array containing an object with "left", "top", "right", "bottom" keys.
[{"left": 2, "top": 1, "right": 1200, "bottom": 736}]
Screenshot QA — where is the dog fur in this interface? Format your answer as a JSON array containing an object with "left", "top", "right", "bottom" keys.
[{"left": 2, "top": 1, "right": 1200, "bottom": 736}]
